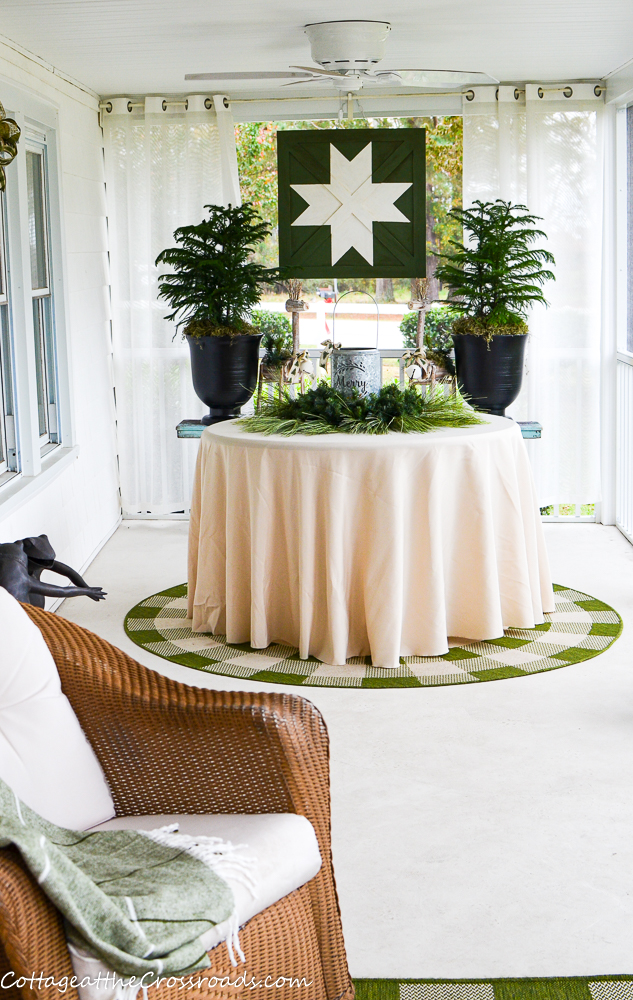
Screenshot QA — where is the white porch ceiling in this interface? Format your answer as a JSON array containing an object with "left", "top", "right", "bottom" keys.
[{"left": 0, "top": 0, "right": 631, "bottom": 98}]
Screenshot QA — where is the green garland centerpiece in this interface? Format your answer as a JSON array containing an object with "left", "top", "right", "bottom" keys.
[{"left": 239, "top": 382, "right": 485, "bottom": 436}]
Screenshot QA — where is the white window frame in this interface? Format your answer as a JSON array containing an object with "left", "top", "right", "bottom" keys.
[
  {"left": 612, "top": 92, "right": 633, "bottom": 540},
  {"left": 0, "top": 82, "right": 73, "bottom": 496},
  {"left": 0, "top": 194, "right": 17, "bottom": 482},
  {"left": 25, "top": 137, "right": 59, "bottom": 453}
]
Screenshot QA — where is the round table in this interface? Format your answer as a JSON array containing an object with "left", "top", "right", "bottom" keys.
[{"left": 188, "top": 416, "right": 554, "bottom": 669}]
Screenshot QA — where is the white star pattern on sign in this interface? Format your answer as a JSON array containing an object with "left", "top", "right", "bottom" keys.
[{"left": 290, "top": 143, "right": 412, "bottom": 265}]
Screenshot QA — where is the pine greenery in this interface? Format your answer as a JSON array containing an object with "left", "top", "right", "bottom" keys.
[
  {"left": 156, "top": 203, "right": 280, "bottom": 336},
  {"left": 240, "top": 383, "right": 484, "bottom": 436},
  {"left": 435, "top": 200, "right": 555, "bottom": 337}
]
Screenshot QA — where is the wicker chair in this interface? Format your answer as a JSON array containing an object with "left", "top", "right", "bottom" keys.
[{"left": 0, "top": 608, "right": 354, "bottom": 1000}]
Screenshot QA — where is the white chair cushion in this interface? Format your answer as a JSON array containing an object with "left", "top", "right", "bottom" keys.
[
  {"left": 0, "top": 587, "right": 115, "bottom": 830},
  {"left": 70, "top": 813, "right": 321, "bottom": 999},
  {"left": 91, "top": 812, "right": 322, "bottom": 950},
  {"left": 70, "top": 813, "right": 322, "bottom": 1000}
]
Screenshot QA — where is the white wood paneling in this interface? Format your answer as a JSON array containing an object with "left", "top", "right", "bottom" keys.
[
  {"left": 616, "top": 354, "right": 633, "bottom": 541},
  {"left": 0, "top": 1, "right": 631, "bottom": 98}
]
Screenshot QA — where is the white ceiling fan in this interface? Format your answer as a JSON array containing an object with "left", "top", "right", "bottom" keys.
[{"left": 185, "top": 20, "right": 498, "bottom": 93}]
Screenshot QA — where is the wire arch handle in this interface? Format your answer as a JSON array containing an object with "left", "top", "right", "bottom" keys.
[{"left": 331, "top": 289, "right": 380, "bottom": 349}]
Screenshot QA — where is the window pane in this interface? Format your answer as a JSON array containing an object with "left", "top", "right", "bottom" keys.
[
  {"left": 32, "top": 298, "right": 47, "bottom": 437},
  {"left": 0, "top": 193, "right": 16, "bottom": 472},
  {"left": 42, "top": 295, "right": 57, "bottom": 422},
  {"left": 1, "top": 305, "right": 14, "bottom": 422},
  {"left": 26, "top": 150, "right": 48, "bottom": 291},
  {"left": 626, "top": 105, "right": 633, "bottom": 351},
  {"left": 0, "top": 195, "right": 6, "bottom": 302},
  {"left": 0, "top": 306, "right": 6, "bottom": 466}
]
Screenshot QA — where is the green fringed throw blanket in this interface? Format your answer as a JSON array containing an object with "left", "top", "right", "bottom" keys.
[{"left": 0, "top": 779, "right": 245, "bottom": 980}]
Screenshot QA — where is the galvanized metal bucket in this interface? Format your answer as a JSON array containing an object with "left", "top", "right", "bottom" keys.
[{"left": 330, "top": 291, "right": 381, "bottom": 398}]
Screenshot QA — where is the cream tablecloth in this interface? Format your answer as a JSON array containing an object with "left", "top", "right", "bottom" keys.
[{"left": 188, "top": 416, "right": 554, "bottom": 669}]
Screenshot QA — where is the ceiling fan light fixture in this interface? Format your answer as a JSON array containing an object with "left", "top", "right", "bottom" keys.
[
  {"left": 304, "top": 20, "right": 391, "bottom": 72},
  {"left": 184, "top": 20, "right": 498, "bottom": 93}
]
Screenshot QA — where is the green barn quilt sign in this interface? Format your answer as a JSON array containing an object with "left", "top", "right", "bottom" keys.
[{"left": 277, "top": 129, "right": 426, "bottom": 279}]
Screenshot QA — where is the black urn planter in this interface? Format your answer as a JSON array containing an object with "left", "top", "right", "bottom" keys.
[
  {"left": 187, "top": 333, "right": 262, "bottom": 424},
  {"left": 452, "top": 333, "right": 527, "bottom": 417}
]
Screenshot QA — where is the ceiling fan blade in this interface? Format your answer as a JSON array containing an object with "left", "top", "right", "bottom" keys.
[
  {"left": 289, "top": 65, "right": 344, "bottom": 78},
  {"left": 377, "top": 69, "right": 499, "bottom": 86},
  {"left": 184, "top": 71, "right": 313, "bottom": 81},
  {"left": 281, "top": 77, "right": 324, "bottom": 87}
]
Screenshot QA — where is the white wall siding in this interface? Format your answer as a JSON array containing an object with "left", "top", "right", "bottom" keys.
[
  {"left": 616, "top": 355, "right": 633, "bottom": 542},
  {"left": 0, "top": 39, "right": 120, "bottom": 575}
]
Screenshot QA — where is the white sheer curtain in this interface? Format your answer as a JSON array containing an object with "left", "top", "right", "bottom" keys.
[
  {"left": 462, "top": 84, "right": 604, "bottom": 511},
  {"left": 102, "top": 95, "right": 239, "bottom": 516}
]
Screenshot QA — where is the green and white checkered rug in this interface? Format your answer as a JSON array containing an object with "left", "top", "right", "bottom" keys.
[
  {"left": 124, "top": 584, "right": 622, "bottom": 689},
  {"left": 353, "top": 978, "right": 633, "bottom": 999}
]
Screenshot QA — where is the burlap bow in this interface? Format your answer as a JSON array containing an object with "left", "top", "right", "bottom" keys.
[{"left": 402, "top": 348, "right": 435, "bottom": 383}]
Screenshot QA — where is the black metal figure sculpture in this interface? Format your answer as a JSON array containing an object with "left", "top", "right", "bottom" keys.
[{"left": 0, "top": 535, "right": 106, "bottom": 606}]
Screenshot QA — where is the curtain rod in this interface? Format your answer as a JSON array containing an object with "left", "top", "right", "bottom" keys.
[
  {"left": 99, "top": 90, "right": 468, "bottom": 111},
  {"left": 100, "top": 83, "right": 604, "bottom": 113},
  {"left": 228, "top": 89, "right": 469, "bottom": 104}
]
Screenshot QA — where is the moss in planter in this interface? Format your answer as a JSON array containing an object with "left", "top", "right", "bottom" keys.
[
  {"left": 185, "top": 319, "right": 259, "bottom": 340},
  {"left": 452, "top": 315, "right": 528, "bottom": 345}
]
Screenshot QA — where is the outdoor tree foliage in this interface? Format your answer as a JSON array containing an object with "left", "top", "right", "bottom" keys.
[
  {"left": 401, "top": 116, "right": 462, "bottom": 300},
  {"left": 251, "top": 309, "right": 293, "bottom": 365},
  {"left": 400, "top": 304, "right": 458, "bottom": 373},
  {"left": 155, "top": 203, "right": 279, "bottom": 335},
  {"left": 435, "top": 199, "right": 555, "bottom": 332},
  {"left": 400, "top": 305, "right": 459, "bottom": 352}
]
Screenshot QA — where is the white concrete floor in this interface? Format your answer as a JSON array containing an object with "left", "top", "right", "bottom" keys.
[{"left": 60, "top": 521, "right": 633, "bottom": 980}]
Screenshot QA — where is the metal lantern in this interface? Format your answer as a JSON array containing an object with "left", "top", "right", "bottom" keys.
[{"left": 330, "top": 291, "right": 382, "bottom": 398}]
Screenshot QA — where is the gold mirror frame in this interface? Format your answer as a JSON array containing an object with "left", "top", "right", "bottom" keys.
[{"left": 0, "top": 101, "right": 21, "bottom": 192}]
